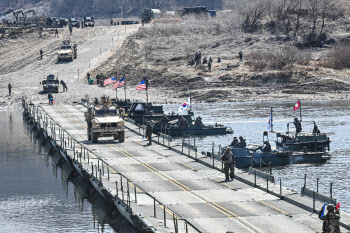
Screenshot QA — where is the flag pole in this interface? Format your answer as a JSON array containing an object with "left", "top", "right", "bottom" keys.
[
  {"left": 270, "top": 107, "right": 274, "bottom": 132},
  {"left": 299, "top": 99, "right": 302, "bottom": 121},
  {"left": 124, "top": 75, "right": 126, "bottom": 102},
  {"left": 115, "top": 85, "right": 118, "bottom": 100},
  {"left": 190, "top": 92, "right": 192, "bottom": 111},
  {"left": 145, "top": 78, "right": 149, "bottom": 105}
]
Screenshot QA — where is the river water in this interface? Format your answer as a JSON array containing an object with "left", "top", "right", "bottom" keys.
[
  {"left": 0, "top": 110, "right": 115, "bottom": 232},
  {"left": 164, "top": 100, "right": 350, "bottom": 213}
]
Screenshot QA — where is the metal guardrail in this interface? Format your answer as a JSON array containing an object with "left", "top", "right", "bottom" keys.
[{"left": 22, "top": 99, "right": 202, "bottom": 233}]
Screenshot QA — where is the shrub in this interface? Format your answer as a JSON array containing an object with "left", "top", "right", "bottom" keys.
[{"left": 323, "top": 43, "right": 350, "bottom": 69}]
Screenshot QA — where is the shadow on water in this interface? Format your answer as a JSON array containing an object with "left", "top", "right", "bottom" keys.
[{"left": 22, "top": 112, "right": 139, "bottom": 233}]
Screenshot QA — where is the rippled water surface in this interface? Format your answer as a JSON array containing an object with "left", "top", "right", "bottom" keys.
[
  {"left": 0, "top": 110, "right": 114, "bottom": 232},
  {"left": 164, "top": 100, "right": 350, "bottom": 212}
]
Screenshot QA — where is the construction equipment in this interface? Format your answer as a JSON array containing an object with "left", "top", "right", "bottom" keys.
[
  {"left": 83, "top": 17, "right": 94, "bottom": 27},
  {"left": 40, "top": 75, "right": 59, "bottom": 93},
  {"left": 57, "top": 40, "right": 77, "bottom": 62},
  {"left": 85, "top": 96, "right": 125, "bottom": 143}
]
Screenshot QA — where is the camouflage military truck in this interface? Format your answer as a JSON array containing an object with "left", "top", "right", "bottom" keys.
[
  {"left": 57, "top": 40, "right": 77, "bottom": 62},
  {"left": 141, "top": 8, "right": 161, "bottom": 23},
  {"left": 84, "top": 17, "right": 94, "bottom": 27},
  {"left": 69, "top": 18, "right": 80, "bottom": 28},
  {"left": 85, "top": 96, "right": 125, "bottom": 143},
  {"left": 41, "top": 74, "right": 59, "bottom": 93}
]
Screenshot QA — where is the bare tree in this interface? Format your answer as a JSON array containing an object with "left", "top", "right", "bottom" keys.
[
  {"left": 308, "top": 0, "right": 318, "bottom": 34},
  {"left": 319, "top": 0, "right": 337, "bottom": 34}
]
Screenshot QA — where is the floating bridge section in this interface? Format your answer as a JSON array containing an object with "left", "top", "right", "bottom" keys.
[{"left": 22, "top": 100, "right": 350, "bottom": 233}]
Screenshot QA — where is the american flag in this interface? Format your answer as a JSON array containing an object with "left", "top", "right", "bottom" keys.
[
  {"left": 104, "top": 76, "right": 116, "bottom": 86},
  {"left": 113, "top": 76, "right": 125, "bottom": 90},
  {"left": 136, "top": 79, "right": 146, "bottom": 90}
]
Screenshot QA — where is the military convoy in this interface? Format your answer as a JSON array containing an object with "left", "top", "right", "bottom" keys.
[
  {"left": 85, "top": 97, "right": 125, "bottom": 143},
  {"left": 57, "top": 40, "right": 77, "bottom": 62},
  {"left": 41, "top": 75, "right": 59, "bottom": 93}
]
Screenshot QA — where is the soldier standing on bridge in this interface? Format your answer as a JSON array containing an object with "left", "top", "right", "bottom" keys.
[
  {"left": 40, "top": 49, "right": 43, "bottom": 60},
  {"left": 319, "top": 204, "right": 341, "bottom": 233},
  {"left": 48, "top": 92, "right": 53, "bottom": 105},
  {"left": 146, "top": 121, "right": 153, "bottom": 145},
  {"left": 8, "top": 83, "right": 12, "bottom": 96},
  {"left": 221, "top": 148, "right": 234, "bottom": 181}
]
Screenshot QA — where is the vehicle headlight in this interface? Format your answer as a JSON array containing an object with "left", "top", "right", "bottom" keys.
[
  {"left": 94, "top": 123, "right": 99, "bottom": 127},
  {"left": 118, "top": 122, "right": 124, "bottom": 126}
]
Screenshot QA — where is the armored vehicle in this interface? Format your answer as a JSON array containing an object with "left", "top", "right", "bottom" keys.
[
  {"left": 84, "top": 17, "right": 94, "bottom": 27},
  {"left": 58, "top": 40, "right": 77, "bottom": 62},
  {"left": 69, "top": 18, "right": 80, "bottom": 28},
  {"left": 41, "top": 74, "right": 59, "bottom": 93},
  {"left": 85, "top": 96, "right": 125, "bottom": 143},
  {"left": 141, "top": 9, "right": 161, "bottom": 23}
]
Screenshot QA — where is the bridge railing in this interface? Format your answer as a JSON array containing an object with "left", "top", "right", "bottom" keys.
[{"left": 22, "top": 99, "right": 202, "bottom": 233}]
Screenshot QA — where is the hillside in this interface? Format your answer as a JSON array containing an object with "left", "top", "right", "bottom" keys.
[{"left": 0, "top": 0, "right": 224, "bottom": 18}]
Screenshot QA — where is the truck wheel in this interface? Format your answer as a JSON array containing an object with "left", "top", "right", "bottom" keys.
[
  {"left": 91, "top": 132, "right": 98, "bottom": 143},
  {"left": 119, "top": 131, "right": 125, "bottom": 142}
]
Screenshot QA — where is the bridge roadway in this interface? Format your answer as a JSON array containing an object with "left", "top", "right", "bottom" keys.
[{"left": 39, "top": 102, "right": 343, "bottom": 233}]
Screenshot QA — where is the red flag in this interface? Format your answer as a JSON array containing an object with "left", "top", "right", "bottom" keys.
[
  {"left": 293, "top": 100, "right": 300, "bottom": 111},
  {"left": 336, "top": 202, "right": 340, "bottom": 211}
]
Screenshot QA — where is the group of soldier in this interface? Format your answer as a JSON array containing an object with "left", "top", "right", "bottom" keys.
[
  {"left": 230, "top": 136, "right": 246, "bottom": 148},
  {"left": 189, "top": 51, "right": 217, "bottom": 72}
]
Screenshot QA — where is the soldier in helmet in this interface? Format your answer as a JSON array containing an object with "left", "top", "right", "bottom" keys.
[
  {"left": 48, "top": 92, "right": 53, "bottom": 105},
  {"left": 237, "top": 136, "right": 246, "bottom": 148},
  {"left": 293, "top": 118, "right": 302, "bottom": 135},
  {"left": 239, "top": 51, "right": 243, "bottom": 61},
  {"left": 146, "top": 121, "right": 153, "bottom": 145},
  {"left": 221, "top": 148, "right": 235, "bottom": 181},
  {"left": 230, "top": 137, "right": 239, "bottom": 147},
  {"left": 319, "top": 204, "right": 340, "bottom": 233}
]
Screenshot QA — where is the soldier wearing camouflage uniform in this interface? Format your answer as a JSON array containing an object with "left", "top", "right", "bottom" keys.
[
  {"left": 146, "top": 121, "right": 153, "bottom": 145},
  {"left": 319, "top": 204, "right": 341, "bottom": 233},
  {"left": 221, "top": 148, "right": 234, "bottom": 181}
]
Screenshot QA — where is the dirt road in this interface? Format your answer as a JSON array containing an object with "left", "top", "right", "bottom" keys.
[{"left": 0, "top": 25, "right": 141, "bottom": 109}]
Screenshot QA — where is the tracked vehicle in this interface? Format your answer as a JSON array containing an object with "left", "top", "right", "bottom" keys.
[{"left": 85, "top": 96, "right": 125, "bottom": 143}]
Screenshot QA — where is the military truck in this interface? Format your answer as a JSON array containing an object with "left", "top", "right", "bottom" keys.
[
  {"left": 85, "top": 96, "right": 125, "bottom": 143},
  {"left": 41, "top": 74, "right": 59, "bottom": 93},
  {"left": 180, "top": 6, "right": 208, "bottom": 16},
  {"left": 141, "top": 8, "right": 161, "bottom": 23},
  {"left": 84, "top": 17, "right": 94, "bottom": 27},
  {"left": 69, "top": 18, "right": 80, "bottom": 28},
  {"left": 57, "top": 40, "right": 77, "bottom": 62}
]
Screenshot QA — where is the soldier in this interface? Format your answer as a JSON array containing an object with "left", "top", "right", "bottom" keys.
[
  {"left": 40, "top": 49, "right": 43, "bottom": 60},
  {"left": 81, "top": 21, "right": 84, "bottom": 29},
  {"left": 237, "top": 136, "right": 246, "bottom": 148},
  {"left": 293, "top": 118, "right": 302, "bottom": 134},
  {"left": 239, "top": 51, "right": 243, "bottom": 61},
  {"left": 87, "top": 72, "right": 91, "bottom": 83},
  {"left": 48, "top": 92, "right": 53, "bottom": 105},
  {"left": 179, "top": 116, "right": 189, "bottom": 126},
  {"left": 8, "top": 83, "right": 12, "bottom": 96},
  {"left": 146, "top": 121, "right": 153, "bottom": 145},
  {"left": 69, "top": 25, "right": 72, "bottom": 35},
  {"left": 55, "top": 28, "right": 58, "bottom": 37},
  {"left": 195, "top": 116, "right": 205, "bottom": 127},
  {"left": 230, "top": 137, "right": 239, "bottom": 147},
  {"left": 209, "top": 57, "right": 213, "bottom": 63},
  {"left": 217, "top": 57, "right": 221, "bottom": 63},
  {"left": 221, "top": 148, "right": 234, "bottom": 181},
  {"left": 189, "top": 58, "right": 195, "bottom": 66},
  {"left": 319, "top": 204, "right": 341, "bottom": 233},
  {"left": 110, "top": 18, "right": 114, "bottom": 25},
  {"left": 208, "top": 62, "right": 212, "bottom": 72},
  {"left": 203, "top": 57, "right": 207, "bottom": 64},
  {"left": 313, "top": 124, "right": 320, "bottom": 135},
  {"left": 94, "top": 97, "right": 99, "bottom": 105},
  {"left": 263, "top": 141, "right": 272, "bottom": 152},
  {"left": 60, "top": 80, "right": 67, "bottom": 91}
]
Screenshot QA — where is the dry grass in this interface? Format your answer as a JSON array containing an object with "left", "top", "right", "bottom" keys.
[{"left": 322, "top": 43, "right": 350, "bottom": 69}]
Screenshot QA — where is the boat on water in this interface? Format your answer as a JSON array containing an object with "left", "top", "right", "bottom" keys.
[
  {"left": 275, "top": 120, "right": 330, "bottom": 152},
  {"left": 226, "top": 144, "right": 327, "bottom": 168}
]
